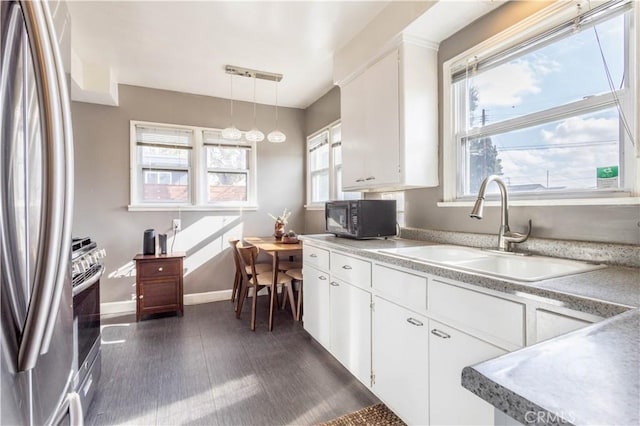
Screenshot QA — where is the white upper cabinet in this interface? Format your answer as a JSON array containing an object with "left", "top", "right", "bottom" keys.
[{"left": 340, "top": 40, "right": 439, "bottom": 191}]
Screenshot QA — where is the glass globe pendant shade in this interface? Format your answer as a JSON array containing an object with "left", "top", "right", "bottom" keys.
[
  {"left": 245, "top": 129, "right": 264, "bottom": 142},
  {"left": 221, "top": 126, "right": 242, "bottom": 140},
  {"left": 267, "top": 129, "right": 286, "bottom": 143}
]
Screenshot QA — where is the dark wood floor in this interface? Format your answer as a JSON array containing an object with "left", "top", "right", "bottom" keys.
[{"left": 87, "top": 297, "right": 379, "bottom": 425}]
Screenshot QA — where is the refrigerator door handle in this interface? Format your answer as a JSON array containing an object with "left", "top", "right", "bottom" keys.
[
  {"left": 39, "top": 0, "right": 74, "bottom": 355},
  {"left": 17, "top": 0, "right": 67, "bottom": 372},
  {"left": 0, "top": 0, "right": 28, "bottom": 335},
  {"left": 68, "top": 392, "right": 84, "bottom": 426}
]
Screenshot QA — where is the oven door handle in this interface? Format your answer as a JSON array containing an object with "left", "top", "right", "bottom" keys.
[{"left": 72, "top": 265, "right": 104, "bottom": 296}]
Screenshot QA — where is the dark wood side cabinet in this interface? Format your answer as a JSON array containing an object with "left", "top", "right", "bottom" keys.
[{"left": 134, "top": 252, "right": 185, "bottom": 321}]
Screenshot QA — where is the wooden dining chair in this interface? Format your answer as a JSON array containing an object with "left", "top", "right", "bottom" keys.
[
  {"left": 229, "top": 239, "right": 270, "bottom": 308},
  {"left": 285, "top": 268, "right": 303, "bottom": 321},
  {"left": 236, "top": 245, "right": 295, "bottom": 331},
  {"left": 277, "top": 258, "right": 302, "bottom": 272}
]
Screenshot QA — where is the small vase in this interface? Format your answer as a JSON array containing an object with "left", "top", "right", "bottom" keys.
[{"left": 274, "top": 222, "right": 285, "bottom": 240}]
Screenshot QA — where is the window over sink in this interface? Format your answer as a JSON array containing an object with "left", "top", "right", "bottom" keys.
[
  {"left": 442, "top": 0, "right": 638, "bottom": 205},
  {"left": 130, "top": 121, "right": 257, "bottom": 210}
]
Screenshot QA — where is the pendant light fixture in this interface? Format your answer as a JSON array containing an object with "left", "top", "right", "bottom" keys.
[
  {"left": 224, "top": 65, "right": 282, "bottom": 143},
  {"left": 221, "top": 74, "right": 241, "bottom": 140},
  {"left": 267, "top": 80, "right": 286, "bottom": 143},
  {"left": 245, "top": 74, "right": 265, "bottom": 142}
]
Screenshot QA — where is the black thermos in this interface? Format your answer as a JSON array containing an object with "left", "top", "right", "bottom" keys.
[
  {"left": 143, "top": 229, "right": 156, "bottom": 255},
  {"left": 158, "top": 234, "right": 167, "bottom": 255}
]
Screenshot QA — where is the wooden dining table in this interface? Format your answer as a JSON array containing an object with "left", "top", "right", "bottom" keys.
[
  {"left": 243, "top": 236, "right": 303, "bottom": 278},
  {"left": 243, "top": 237, "right": 303, "bottom": 324}
]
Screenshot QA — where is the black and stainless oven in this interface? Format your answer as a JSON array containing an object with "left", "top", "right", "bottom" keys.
[{"left": 71, "top": 237, "right": 105, "bottom": 417}]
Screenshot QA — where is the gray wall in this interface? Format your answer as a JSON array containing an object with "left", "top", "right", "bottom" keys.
[
  {"left": 405, "top": 1, "right": 640, "bottom": 245},
  {"left": 303, "top": 86, "right": 341, "bottom": 234},
  {"left": 72, "top": 84, "right": 305, "bottom": 304}
]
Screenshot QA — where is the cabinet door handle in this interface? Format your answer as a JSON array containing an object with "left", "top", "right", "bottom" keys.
[
  {"left": 310, "top": 254, "right": 318, "bottom": 258},
  {"left": 341, "top": 265, "right": 352, "bottom": 270},
  {"left": 406, "top": 318, "right": 424, "bottom": 327},
  {"left": 139, "top": 295, "right": 144, "bottom": 299},
  {"left": 318, "top": 276, "right": 327, "bottom": 281},
  {"left": 158, "top": 267, "right": 163, "bottom": 272},
  {"left": 355, "top": 178, "right": 365, "bottom": 182},
  {"left": 365, "top": 176, "right": 376, "bottom": 181},
  {"left": 330, "top": 282, "right": 340, "bottom": 287},
  {"left": 431, "top": 329, "right": 451, "bottom": 339}
]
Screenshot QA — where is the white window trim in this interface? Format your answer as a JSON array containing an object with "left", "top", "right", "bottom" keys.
[
  {"left": 441, "top": 0, "right": 640, "bottom": 207},
  {"left": 305, "top": 119, "right": 342, "bottom": 210},
  {"left": 129, "top": 120, "right": 258, "bottom": 211}
]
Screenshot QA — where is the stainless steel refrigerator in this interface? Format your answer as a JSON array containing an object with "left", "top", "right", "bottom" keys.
[{"left": 1, "top": 1, "right": 81, "bottom": 424}]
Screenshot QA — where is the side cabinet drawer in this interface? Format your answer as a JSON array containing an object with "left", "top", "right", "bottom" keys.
[
  {"left": 330, "top": 252, "right": 371, "bottom": 289},
  {"left": 428, "top": 280, "right": 525, "bottom": 349},
  {"left": 138, "top": 259, "right": 181, "bottom": 279},
  {"left": 373, "top": 264, "right": 427, "bottom": 312},
  {"left": 303, "top": 244, "right": 330, "bottom": 271}
]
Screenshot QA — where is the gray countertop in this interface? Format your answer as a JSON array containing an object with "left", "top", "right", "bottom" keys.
[
  {"left": 300, "top": 234, "right": 640, "bottom": 426},
  {"left": 462, "top": 309, "right": 640, "bottom": 426},
  {"left": 301, "top": 234, "right": 640, "bottom": 317}
]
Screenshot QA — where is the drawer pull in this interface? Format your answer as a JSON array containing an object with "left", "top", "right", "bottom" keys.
[
  {"left": 318, "top": 276, "right": 328, "bottom": 281},
  {"left": 310, "top": 254, "right": 318, "bottom": 258},
  {"left": 341, "top": 265, "right": 352, "bottom": 270},
  {"left": 406, "top": 318, "right": 424, "bottom": 327},
  {"left": 355, "top": 178, "right": 365, "bottom": 182},
  {"left": 158, "top": 267, "right": 163, "bottom": 272},
  {"left": 330, "top": 282, "right": 340, "bottom": 287},
  {"left": 431, "top": 329, "right": 451, "bottom": 339},
  {"left": 365, "top": 176, "right": 376, "bottom": 181}
]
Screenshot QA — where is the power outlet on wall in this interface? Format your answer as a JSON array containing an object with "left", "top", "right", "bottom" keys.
[{"left": 172, "top": 219, "right": 181, "bottom": 232}]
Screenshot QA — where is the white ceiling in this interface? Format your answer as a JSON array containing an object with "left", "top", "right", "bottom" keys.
[{"left": 66, "top": 1, "right": 503, "bottom": 109}]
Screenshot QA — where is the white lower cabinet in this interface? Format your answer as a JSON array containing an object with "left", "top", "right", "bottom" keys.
[
  {"left": 534, "top": 309, "right": 594, "bottom": 343},
  {"left": 302, "top": 265, "right": 330, "bottom": 348},
  {"left": 429, "top": 320, "right": 507, "bottom": 426},
  {"left": 373, "top": 296, "right": 429, "bottom": 426},
  {"left": 329, "top": 278, "right": 372, "bottom": 387}
]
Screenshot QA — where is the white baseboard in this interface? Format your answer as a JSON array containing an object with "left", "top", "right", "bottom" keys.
[
  {"left": 101, "top": 300, "right": 136, "bottom": 315},
  {"left": 100, "top": 289, "right": 233, "bottom": 315},
  {"left": 183, "top": 289, "right": 232, "bottom": 305}
]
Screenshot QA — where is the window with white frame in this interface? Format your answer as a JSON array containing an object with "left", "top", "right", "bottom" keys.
[
  {"left": 307, "top": 121, "right": 359, "bottom": 207},
  {"left": 130, "top": 121, "right": 257, "bottom": 209},
  {"left": 446, "top": 0, "right": 637, "bottom": 202},
  {"left": 203, "top": 130, "right": 254, "bottom": 204},
  {"left": 134, "top": 124, "right": 193, "bottom": 204}
]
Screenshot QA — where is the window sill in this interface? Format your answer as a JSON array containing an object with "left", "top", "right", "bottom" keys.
[
  {"left": 128, "top": 204, "right": 259, "bottom": 212},
  {"left": 437, "top": 197, "right": 640, "bottom": 208},
  {"left": 305, "top": 204, "right": 326, "bottom": 211}
]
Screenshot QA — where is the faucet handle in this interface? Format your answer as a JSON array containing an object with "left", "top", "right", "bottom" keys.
[{"left": 504, "top": 219, "right": 532, "bottom": 244}]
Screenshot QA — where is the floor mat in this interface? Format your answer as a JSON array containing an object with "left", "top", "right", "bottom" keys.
[{"left": 319, "top": 403, "right": 406, "bottom": 426}]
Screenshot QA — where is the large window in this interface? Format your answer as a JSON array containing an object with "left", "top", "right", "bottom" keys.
[
  {"left": 445, "top": 0, "right": 637, "bottom": 202},
  {"left": 306, "top": 121, "right": 359, "bottom": 207},
  {"left": 130, "top": 121, "right": 257, "bottom": 210}
]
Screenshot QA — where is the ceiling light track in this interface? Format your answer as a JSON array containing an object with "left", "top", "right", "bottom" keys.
[{"left": 225, "top": 65, "right": 283, "bottom": 82}]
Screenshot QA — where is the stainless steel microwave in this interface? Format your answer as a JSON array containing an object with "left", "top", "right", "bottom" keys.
[{"left": 325, "top": 200, "right": 397, "bottom": 239}]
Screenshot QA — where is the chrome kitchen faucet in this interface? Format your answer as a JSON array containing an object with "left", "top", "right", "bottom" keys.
[{"left": 470, "top": 175, "right": 532, "bottom": 252}]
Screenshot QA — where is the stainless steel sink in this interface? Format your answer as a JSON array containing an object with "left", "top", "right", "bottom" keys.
[{"left": 378, "top": 245, "right": 606, "bottom": 282}]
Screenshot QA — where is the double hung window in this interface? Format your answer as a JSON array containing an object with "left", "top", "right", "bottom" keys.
[
  {"left": 130, "top": 121, "right": 257, "bottom": 210},
  {"left": 446, "top": 0, "right": 637, "bottom": 202},
  {"left": 203, "top": 130, "right": 253, "bottom": 204},
  {"left": 135, "top": 124, "right": 192, "bottom": 204},
  {"left": 307, "top": 121, "right": 359, "bottom": 207}
]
